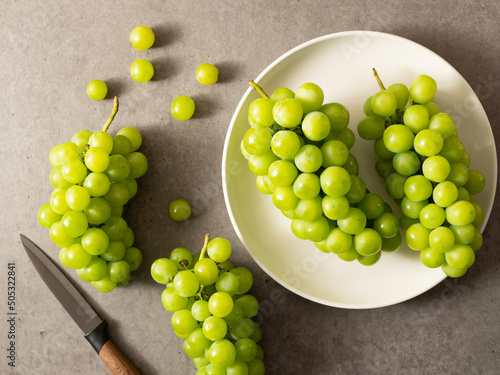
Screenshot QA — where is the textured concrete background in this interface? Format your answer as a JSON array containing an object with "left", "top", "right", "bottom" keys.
[{"left": 0, "top": 1, "right": 499, "bottom": 374}]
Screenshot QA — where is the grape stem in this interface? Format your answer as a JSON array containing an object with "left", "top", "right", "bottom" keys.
[
  {"left": 248, "top": 80, "right": 269, "bottom": 99},
  {"left": 372, "top": 68, "right": 386, "bottom": 91},
  {"left": 199, "top": 234, "right": 210, "bottom": 260},
  {"left": 101, "top": 96, "right": 119, "bottom": 132}
]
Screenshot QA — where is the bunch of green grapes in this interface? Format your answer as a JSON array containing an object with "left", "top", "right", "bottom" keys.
[
  {"left": 240, "top": 81, "right": 402, "bottom": 267},
  {"left": 37, "top": 98, "right": 148, "bottom": 292},
  {"left": 151, "top": 235, "right": 265, "bottom": 375},
  {"left": 357, "top": 70, "right": 486, "bottom": 277}
]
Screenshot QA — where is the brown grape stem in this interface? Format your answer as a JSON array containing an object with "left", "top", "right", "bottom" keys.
[
  {"left": 372, "top": 68, "right": 386, "bottom": 91},
  {"left": 101, "top": 96, "right": 119, "bottom": 132},
  {"left": 248, "top": 80, "right": 269, "bottom": 99},
  {"left": 199, "top": 234, "right": 210, "bottom": 260}
]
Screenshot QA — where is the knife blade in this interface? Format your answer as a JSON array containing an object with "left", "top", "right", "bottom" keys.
[{"left": 20, "top": 234, "right": 141, "bottom": 375}]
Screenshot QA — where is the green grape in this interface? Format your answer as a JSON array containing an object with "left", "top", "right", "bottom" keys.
[
  {"left": 248, "top": 150, "right": 279, "bottom": 176},
  {"left": 229, "top": 318, "right": 256, "bottom": 340},
  {"left": 49, "top": 166, "right": 74, "bottom": 189},
  {"left": 83, "top": 197, "right": 111, "bottom": 225},
  {"left": 371, "top": 90, "right": 397, "bottom": 117},
  {"left": 111, "top": 135, "right": 133, "bottom": 156},
  {"left": 38, "top": 203, "right": 62, "bottom": 228},
  {"left": 375, "top": 159, "right": 395, "bottom": 180},
  {"left": 320, "top": 166, "right": 351, "bottom": 197},
  {"left": 208, "top": 292, "right": 234, "bottom": 318},
  {"left": 71, "top": 130, "right": 93, "bottom": 152},
  {"left": 357, "top": 116, "right": 385, "bottom": 140},
  {"left": 324, "top": 228, "right": 352, "bottom": 254},
  {"left": 464, "top": 169, "right": 485, "bottom": 195},
  {"left": 91, "top": 276, "right": 117, "bottom": 293},
  {"left": 169, "top": 199, "right": 192, "bottom": 221},
  {"left": 247, "top": 359, "right": 265, "bottom": 375},
  {"left": 234, "top": 338, "right": 257, "bottom": 362},
  {"left": 322, "top": 195, "right": 349, "bottom": 220},
  {"left": 433, "top": 181, "right": 458, "bottom": 207},
  {"left": 203, "top": 316, "right": 228, "bottom": 341},
  {"left": 85, "top": 147, "right": 110, "bottom": 172},
  {"left": 267, "top": 160, "right": 298, "bottom": 187},
  {"left": 385, "top": 172, "right": 407, "bottom": 200},
  {"left": 126, "top": 151, "right": 148, "bottom": 179},
  {"left": 446, "top": 200, "right": 476, "bottom": 226},
  {"left": 400, "top": 196, "right": 428, "bottom": 219},
  {"left": 294, "top": 145, "right": 323, "bottom": 173},
  {"left": 117, "top": 127, "right": 142, "bottom": 152},
  {"left": 130, "top": 59, "right": 154, "bottom": 83},
  {"left": 295, "top": 82, "right": 324, "bottom": 113},
  {"left": 104, "top": 182, "right": 130, "bottom": 207},
  {"left": 383, "top": 125, "right": 414, "bottom": 153},
  {"left": 354, "top": 228, "right": 382, "bottom": 256},
  {"left": 235, "top": 295, "right": 259, "bottom": 318},
  {"left": 248, "top": 98, "right": 274, "bottom": 128},
  {"left": 122, "top": 178, "right": 138, "bottom": 199},
  {"left": 357, "top": 251, "right": 381, "bottom": 266},
  {"left": 272, "top": 98, "right": 303, "bottom": 128},
  {"left": 194, "top": 258, "right": 219, "bottom": 285},
  {"left": 207, "top": 340, "right": 236, "bottom": 369},
  {"left": 162, "top": 286, "right": 188, "bottom": 312},
  {"left": 196, "top": 63, "right": 218, "bottom": 85},
  {"left": 387, "top": 83, "right": 409, "bottom": 108},
  {"left": 207, "top": 237, "right": 232, "bottom": 263},
  {"left": 108, "top": 260, "right": 130, "bottom": 283},
  {"left": 319, "top": 102, "right": 349, "bottom": 131},
  {"left": 438, "top": 137, "right": 464, "bottom": 163},
  {"left": 193, "top": 357, "right": 210, "bottom": 370},
  {"left": 61, "top": 210, "right": 88, "bottom": 237},
  {"left": 302, "top": 111, "right": 330, "bottom": 141},
  {"left": 270, "top": 87, "right": 294, "bottom": 102},
  {"left": 171, "top": 247, "right": 193, "bottom": 269},
  {"left": 270, "top": 130, "right": 300, "bottom": 160},
  {"left": 420, "top": 248, "right": 446, "bottom": 268},
  {"left": 89, "top": 132, "right": 113, "bottom": 154},
  {"left": 129, "top": 25, "right": 155, "bottom": 50},
  {"left": 457, "top": 186, "right": 471, "bottom": 202},
  {"left": 441, "top": 264, "right": 467, "bottom": 278},
  {"left": 374, "top": 136, "right": 395, "bottom": 160},
  {"left": 256, "top": 176, "right": 272, "bottom": 195},
  {"left": 295, "top": 196, "right": 323, "bottom": 221},
  {"left": 337, "top": 207, "right": 366, "bottom": 235},
  {"left": 321, "top": 140, "right": 349, "bottom": 168},
  {"left": 183, "top": 340, "right": 205, "bottom": 359},
  {"left": 419, "top": 203, "right": 445, "bottom": 229},
  {"left": 413, "top": 128, "right": 443, "bottom": 157},
  {"left": 100, "top": 240, "right": 126, "bottom": 261},
  {"left": 293, "top": 173, "right": 320, "bottom": 200},
  {"left": 459, "top": 150, "right": 471, "bottom": 168},
  {"left": 83, "top": 172, "right": 111, "bottom": 197},
  {"left": 450, "top": 224, "right": 476, "bottom": 245},
  {"left": 403, "top": 105, "right": 429, "bottom": 133},
  {"left": 243, "top": 128, "right": 272, "bottom": 156},
  {"left": 65, "top": 243, "right": 92, "bottom": 269},
  {"left": 187, "top": 328, "right": 211, "bottom": 353},
  {"left": 445, "top": 244, "right": 475, "bottom": 270},
  {"left": 405, "top": 223, "right": 431, "bottom": 251},
  {"left": 215, "top": 272, "right": 240, "bottom": 296},
  {"left": 291, "top": 219, "right": 308, "bottom": 240},
  {"left": 171, "top": 309, "right": 199, "bottom": 335},
  {"left": 429, "top": 226, "right": 455, "bottom": 252},
  {"left": 61, "top": 159, "right": 88, "bottom": 184},
  {"left": 104, "top": 155, "right": 130, "bottom": 182},
  {"left": 102, "top": 216, "right": 128, "bottom": 240},
  {"left": 174, "top": 270, "right": 200, "bottom": 297},
  {"left": 356, "top": 192, "right": 384, "bottom": 219},
  {"left": 151, "top": 258, "right": 178, "bottom": 284},
  {"left": 363, "top": 96, "right": 376, "bottom": 116},
  {"left": 373, "top": 212, "right": 399, "bottom": 238},
  {"left": 75, "top": 265, "right": 91, "bottom": 282},
  {"left": 381, "top": 231, "right": 402, "bottom": 252},
  {"left": 230, "top": 268, "right": 253, "bottom": 294},
  {"left": 123, "top": 247, "right": 142, "bottom": 271},
  {"left": 226, "top": 360, "right": 249, "bottom": 375},
  {"left": 472, "top": 202, "right": 484, "bottom": 228},
  {"left": 392, "top": 151, "right": 420, "bottom": 176},
  {"left": 65, "top": 185, "right": 91, "bottom": 211},
  {"left": 404, "top": 175, "right": 433, "bottom": 201},
  {"left": 325, "top": 127, "right": 355, "bottom": 149},
  {"left": 409, "top": 74, "right": 437, "bottom": 103},
  {"left": 217, "top": 260, "right": 234, "bottom": 273},
  {"left": 49, "top": 142, "right": 82, "bottom": 167},
  {"left": 191, "top": 300, "right": 211, "bottom": 322},
  {"left": 122, "top": 227, "right": 134, "bottom": 248},
  {"left": 272, "top": 186, "right": 298, "bottom": 211},
  {"left": 49, "top": 221, "right": 77, "bottom": 247},
  {"left": 422, "top": 155, "right": 451, "bottom": 182},
  {"left": 81, "top": 228, "right": 109, "bottom": 255},
  {"left": 428, "top": 113, "right": 456, "bottom": 140}
]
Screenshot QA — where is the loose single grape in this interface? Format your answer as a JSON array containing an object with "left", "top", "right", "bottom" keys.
[
  {"left": 196, "top": 63, "right": 218, "bottom": 85},
  {"left": 169, "top": 199, "right": 192, "bottom": 221},
  {"left": 171, "top": 96, "right": 195, "bottom": 120},
  {"left": 86, "top": 80, "right": 108, "bottom": 101},
  {"left": 130, "top": 59, "right": 154, "bottom": 83},
  {"left": 129, "top": 25, "right": 155, "bottom": 50}
]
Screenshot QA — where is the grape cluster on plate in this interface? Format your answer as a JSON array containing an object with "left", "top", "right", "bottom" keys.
[
  {"left": 357, "top": 70, "right": 485, "bottom": 277},
  {"left": 37, "top": 98, "right": 148, "bottom": 292},
  {"left": 151, "top": 235, "right": 265, "bottom": 375},
  {"left": 240, "top": 81, "right": 402, "bottom": 266}
]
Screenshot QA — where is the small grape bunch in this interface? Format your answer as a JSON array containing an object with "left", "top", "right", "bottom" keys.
[
  {"left": 240, "top": 81, "right": 401, "bottom": 266},
  {"left": 37, "top": 97, "right": 148, "bottom": 292},
  {"left": 357, "top": 69, "right": 486, "bottom": 277},
  {"left": 151, "top": 235, "right": 265, "bottom": 375}
]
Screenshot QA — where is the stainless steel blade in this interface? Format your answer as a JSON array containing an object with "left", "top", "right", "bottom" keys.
[{"left": 20, "top": 234, "right": 103, "bottom": 335}]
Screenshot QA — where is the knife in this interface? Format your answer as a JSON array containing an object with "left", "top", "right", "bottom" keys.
[{"left": 20, "top": 234, "right": 141, "bottom": 375}]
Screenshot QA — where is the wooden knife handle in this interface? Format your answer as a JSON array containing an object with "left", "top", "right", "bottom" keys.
[{"left": 99, "top": 339, "right": 141, "bottom": 375}]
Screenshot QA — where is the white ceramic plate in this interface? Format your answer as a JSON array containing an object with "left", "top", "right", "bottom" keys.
[{"left": 222, "top": 31, "right": 497, "bottom": 309}]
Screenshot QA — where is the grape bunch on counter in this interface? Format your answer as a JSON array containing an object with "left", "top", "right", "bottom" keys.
[
  {"left": 240, "top": 81, "right": 402, "bottom": 266},
  {"left": 357, "top": 70, "right": 486, "bottom": 277},
  {"left": 37, "top": 98, "right": 147, "bottom": 292},
  {"left": 152, "top": 235, "right": 265, "bottom": 375}
]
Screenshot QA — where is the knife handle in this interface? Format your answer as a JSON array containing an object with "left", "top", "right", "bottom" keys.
[{"left": 85, "top": 320, "right": 141, "bottom": 375}]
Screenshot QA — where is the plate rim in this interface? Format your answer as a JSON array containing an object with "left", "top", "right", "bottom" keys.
[{"left": 222, "top": 30, "right": 498, "bottom": 309}]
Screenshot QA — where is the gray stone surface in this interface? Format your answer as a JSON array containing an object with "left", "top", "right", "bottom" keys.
[{"left": 0, "top": 1, "right": 499, "bottom": 374}]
